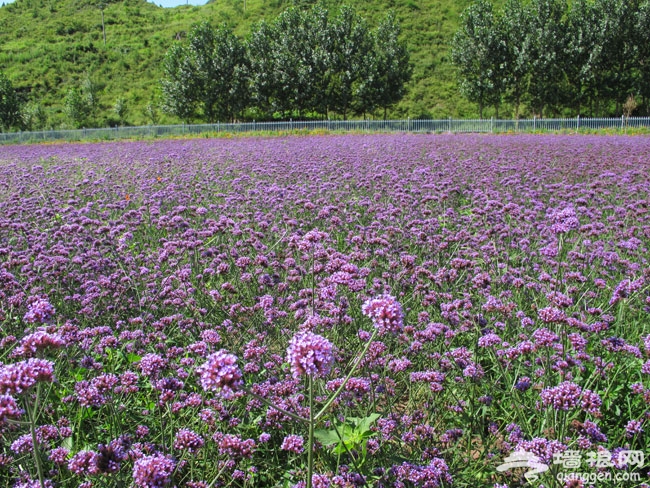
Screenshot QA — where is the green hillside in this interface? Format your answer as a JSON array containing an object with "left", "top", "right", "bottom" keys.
[{"left": 0, "top": 0, "right": 478, "bottom": 127}]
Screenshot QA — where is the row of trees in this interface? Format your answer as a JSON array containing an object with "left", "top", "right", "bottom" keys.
[
  {"left": 452, "top": 0, "right": 650, "bottom": 118},
  {"left": 161, "top": 5, "right": 412, "bottom": 122}
]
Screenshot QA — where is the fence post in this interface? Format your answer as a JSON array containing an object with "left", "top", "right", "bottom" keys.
[
  {"left": 490, "top": 117, "right": 494, "bottom": 133},
  {"left": 533, "top": 116, "right": 536, "bottom": 131},
  {"left": 576, "top": 115, "right": 580, "bottom": 132},
  {"left": 621, "top": 114, "right": 625, "bottom": 130},
  {"left": 448, "top": 117, "right": 452, "bottom": 133},
  {"left": 290, "top": 118, "right": 293, "bottom": 131}
]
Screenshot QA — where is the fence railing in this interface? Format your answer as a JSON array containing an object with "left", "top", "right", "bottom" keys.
[{"left": 1, "top": 116, "right": 649, "bottom": 144}]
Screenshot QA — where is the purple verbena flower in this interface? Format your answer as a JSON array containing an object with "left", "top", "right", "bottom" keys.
[
  {"left": 540, "top": 381, "right": 582, "bottom": 411},
  {"left": 68, "top": 450, "right": 100, "bottom": 476},
  {"left": 286, "top": 331, "right": 334, "bottom": 380},
  {"left": 23, "top": 297, "right": 56, "bottom": 324},
  {"left": 174, "top": 429, "right": 204, "bottom": 453},
  {"left": 0, "top": 358, "right": 55, "bottom": 395},
  {"left": 196, "top": 350, "right": 243, "bottom": 398},
  {"left": 625, "top": 419, "right": 643, "bottom": 437},
  {"left": 132, "top": 454, "right": 176, "bottom": 488},
  {"left": 362, "top": 294, "right": 404, "bottom": 335},
  {"left": 13, "top": 329, "right": 65, "bottom": 358},
  {"left": 0, "top": 394, "right": 22, "bottom": 424},
  {"left": 280, "top": 434, "right": 305, "bottom": 454}
]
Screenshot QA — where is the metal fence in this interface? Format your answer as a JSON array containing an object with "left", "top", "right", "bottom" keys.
[{"left": 1, "top": 116, "right": 649, "bottom": 144}]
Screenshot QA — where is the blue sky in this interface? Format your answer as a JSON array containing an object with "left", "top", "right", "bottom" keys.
[{"left": 2, "top": 0, "right": 209, "bottom": 7}]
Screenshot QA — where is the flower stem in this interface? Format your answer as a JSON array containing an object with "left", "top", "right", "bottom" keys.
[
  {"left": 25, "top": 383, "right": 46, "bottom": 487},
  {"left": 306, "top": 375, "right": 314, "bottom": 488},
  {"left": 314, "top": 328, "right": 378, "bottom": 421}
]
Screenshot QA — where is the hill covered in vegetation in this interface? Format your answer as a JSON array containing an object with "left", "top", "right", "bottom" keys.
[{"left": 0, "top": 0, "right": 478, "bottom": 128}]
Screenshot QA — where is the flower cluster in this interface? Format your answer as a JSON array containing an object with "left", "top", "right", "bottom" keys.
[
  {"left": 280, "top": 434, "right": 305, "bottom": 454},
  {"left": 174, "top": 429, "right": 204, "bottom": 453},
  {"left": 0, "top": 359, "right": 55, "bottom": 395},
  {"left": 0, "top": 394, "right": 22, "bottom": 425},
  {"left": 23, "top": 297, "right": 56, "bottom": 324},
  {"left": 132, "top": 454, "right": 176, "bottom": 488},
  {"left": 361, "top": 294, "right": 404, "bottom": 335},
  {"left": 286, "top": 332, "right": 334, "bottom": 380},
  {"left": 196, "top": 350, "right": 243, "bottom": 397}
]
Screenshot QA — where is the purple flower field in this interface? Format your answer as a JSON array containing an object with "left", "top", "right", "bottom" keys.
[{"left": 0, "top": 134, "right": 649, "bottom": 487}]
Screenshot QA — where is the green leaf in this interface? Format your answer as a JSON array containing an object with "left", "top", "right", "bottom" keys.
[{"left": 314, "top": 429, "right": 343, "bottom": 447}]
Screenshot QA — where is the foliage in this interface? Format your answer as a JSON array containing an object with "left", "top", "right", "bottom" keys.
[
  {"left": 451, "top": 0, "right": 503, "bottom": 119},
  {"left": 453, "top": 0, "right": 650, "bottom": 117},
  {"left": 63, "top": 87, "right": 91, "bottom": 128},
  {"left": 161, "top": 21, "right": 249, "bottom": 123},
  {"left": 363, "top": 11, "right": 413, "bottom": 119},
  {"left": 0, "top": 71, "right": 22, "bottom": 131}
]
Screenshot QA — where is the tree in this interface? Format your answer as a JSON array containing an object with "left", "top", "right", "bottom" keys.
[
  {"left": 499, "top": 0, "right": 531, "bottom": 118},
  {"left": 63, "top": 88, "right": 90, "bottom": 128},
  {"left": 588, "top": 0, "right": 639, "bottom": 115},
  {"left": 248, "top": 6, "right": 331, "bottom": 118},
  {"left": 22, "top": 102, "right": 48, "bottom": 131},
  {"left": 451, "top": 0, "right": 503, "bottom": 119},
  {"left": 161, "top": 43, "right": 198, "bottom": 123},
  {"left": 113, "top": 97, "right": 127, "bottom": 126},
  {"left": 563, "top": 0, "right": 601, "bottom": 115},
  {"left": 327, "top": 6, "right": 372, "bottom": 119},
  {"left": 636, "top": 1, "right": 650, "bottom": 113},
  {"left": 0, "top": 71, "right": 22, "bottom": 131},
  {"left": 362, "top": 11, "right": 412, "bottom": 119},
  {"left": 526, "top": 0, "right": 566, "bottom": 117},
  {"left": 161, "top": 22, "right": 249, "bottom": 123}
]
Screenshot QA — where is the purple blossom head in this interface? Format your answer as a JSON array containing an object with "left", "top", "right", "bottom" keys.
[
  {"left": 68, "top": 450, "right": 100, "bottom": 476},
  {"left": 96, "top": 438, "right": 129, "bottom": 474},
  {"left": 13, "top": 330, "right": 65, "bottom": 358},
  {"left": 0, "top": 358, "right": 55, "bottom": 395},
  {"left": 133, "top": 454, "right": 176, "bottom": 488},
  {"left": 139, "top": 354, "right": 168, "bottom": 379},
  {"left": 218, "top": 434, "right": 255, "bottom": 459},
  {"left": 514, "top": 377, "right": 532, "bottom": 391},
  {"left": 392, "top": 458, "right": 453, "bottom": 487},
  {"left": 196, "top": 350, "right": 243, "bottom": 398},
  {"left": 548, "top": 206, "right": 580, "bottom": 234},
  {"left": 580, "top": 389, "right": 602, "bottom": 415},
  {"left": 540, "top": 381, "right": 582, "bottom": 411},
  {"left": 362, "top": 294, "right": 404, "bottom": 335},
  {"left": 625, "top": 419, "right": 643, "bottom": 437},
  {"left": 23, "top": 297, "right": 56, "bottom": 324},
  {"left": 0, "top": 394, "right": 23, "bottom": 424},
  {"left": 280, "top": 434, "right": 304, "bottom": 454},
  {"left": 286, "top": 331, "right": 334, "bottom": 380},
  {"left": 174, "top": 428, "right": 204, "bottom": 453},
  {"left": 609, "top": 279, "right": 643, "bottom": 306}
]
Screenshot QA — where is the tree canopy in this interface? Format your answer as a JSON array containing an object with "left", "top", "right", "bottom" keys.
[
  {"left": 452, "top": 0, "right": 650, "bottom": 117},
  {"left": 161, "top": 5, "right": 411, "bottom": 122},
  {"left": 0, "top": 71, "right": 22, "bottom": 131}
]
